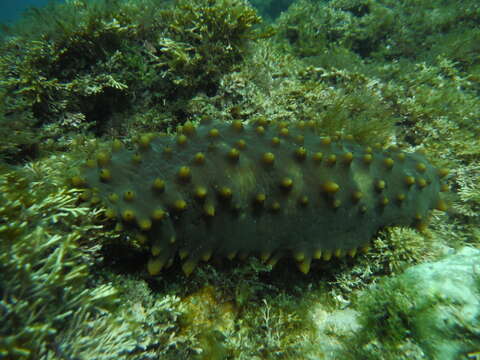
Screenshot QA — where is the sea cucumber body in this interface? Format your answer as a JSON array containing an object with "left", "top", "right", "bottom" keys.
[{"left": 77, "top": 119, "right": 446, "bottom": 275}]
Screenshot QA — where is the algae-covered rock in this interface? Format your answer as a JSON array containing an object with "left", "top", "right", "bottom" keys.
[
  {"left": 345, "top": 247, "right": 480, "bottom": 360},
  {"left": 401, "top": 247, "right": 480, "bottom": 360}
]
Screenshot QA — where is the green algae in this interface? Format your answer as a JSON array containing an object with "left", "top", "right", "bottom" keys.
[
  {"left": 0, "top": 159, "right": 117, "bottom": 359},
  {"left": 340, "top": 248, "right": 480, "bottom": 359},
  {"left": 0, "top": 0, "right": 263, "bottom": 162}
]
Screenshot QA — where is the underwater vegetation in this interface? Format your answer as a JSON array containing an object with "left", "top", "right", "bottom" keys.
[
  {"left": 248, "top": 0, "right": 295, "bottom": 21},
  {"left": 0, "top": 0, "right": 263, "bottom": 162},
  {"left": 1, "top": 0, "right": 480, "bottom": 359},
  {"left": 341, "top": 247, "right": 480, "bottom": 360},
  {"left": 0, "top": 159, "right": 117, "bottom": 358}
]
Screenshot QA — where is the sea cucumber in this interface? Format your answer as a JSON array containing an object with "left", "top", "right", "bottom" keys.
[{"left": 71, "top": 119, "right": 449, "bottom": 275}]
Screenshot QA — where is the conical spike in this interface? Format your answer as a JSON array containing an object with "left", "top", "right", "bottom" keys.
[
  {"left": 179, "top": 249, "right": 189, "bottom": 260},
  {"left": 147, "top": 257, "right": 165, "bottom": 276},
  {"left": 436, "top": 199, "right": 448, "bottom": 211},
  {"left": 260, "top": 251, "right": 271, "bottom": 262},
  {"left": 201, "top": 250, "right": 212, "bottom": 262},
  {"left": 347, "top": 248, "right": 357, "bottom": 258},
  {"left": 267, "top": 253, "right": 282, "bottom": 268},
  {"left": 151, "top": 243, "right": 162, "bottom": 256},
  {"left": 182, "top": 259, "right": 198, "bottom": 276},
  {"left": 322, "top": 251, "right": 333, "bottom": 261},
  {"left": 416, "top": 221, "right": 428, "bottom": 233},
  {"left": 297, "top": 257, "right": 312, "bottom": 274},
  {"left": 293, "top": 251, "right": 305, "bottom": 262}
]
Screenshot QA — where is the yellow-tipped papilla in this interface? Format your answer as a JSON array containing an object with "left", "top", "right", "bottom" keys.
[
  {"left": 326, "top": 154, "right": 336, "bottom": 166},
  {"left": 260, "top": 251, "right": 271, "bottom": 262},
  {"left": 227, "top": 148, "right": 240, "bottom": 162},
  {"left": 235, "top": 139, "right": 246, "bottom": 150},
  {"left": 417, "top": 178, "right": 428, "bottom": 188},
  {"left": 179, "top": 249, "right": 189, "bottom": 260},
  {"left": 342, "top": 152, "right": 353, "bottom": 164},
  {"left": 295, "top": 147, "right": 307, "bottom": 161},
  {"left": 96, "top": 151, "right": 111, "bottom": 166},
  {"left": 293, "top": 251, "right": 305, "bottom": 262},
  {"left": 105, "top": 208, "right": 117, "bottom": 219},
  {"left": 151, "top": 208, "right": 166, "bottom": 221},
  {"left": 322, "top": 250, "right": 333, "bottom": 261},
  {"left": 177, "top": 166, "right": 191, "bottom": 182},
  {"left": 203, "top": 203, "right": 215, "bottom": 217},
  {"left": 148, "top": 257, "right": 165, "bottom": 275},
  {"left": 297, "top": 257, "right": 312, "bottom": 274},
  {"left": 123, "top": 190, "right": 135, "bottom": 201},
  {"left": 99, "top": 168, "right": 112, "bottom": 182},
  {"left": 363, "top": 154, "right": 373, "bottom": 164},
  {"left": 152, "top": 178, "right": 165, "bottom": 192},
  {"left": 280, "top": 177, "right": 293, "bottom": 191},
  {"left": 375, "top": 180, "right": 386, "bottom": 191},
  {"left": 322, "top": 181, "right": 340, "bottom": 194},
  {"left": 180, "top": 121, "right": 196, "bottom": 136},
  {"left": 219, "top": 186, "right": 232, "bottom": 200},
  {"left": 416, "top": 162, "right": 427, "bottom": 173},
  {"left": 194, "top": 186, "right": 208, "bottom": 200},
  {"left": 231, "top": 120, "right": 244, "bottom": 132},
  {"left": 131, "top": 153, "right": 142, "bottom": 164},
  {"left": 173, "top": 199, "right": 187, "bottom": 211},
  {"left": 438, "top": 168, "right": 449, "bottom": 178},
  {"left": 138, "top": 218, "right": 152, "bottom": 231},
  {"left": 436, "top": 199, "right": 448, "bottom": 211},
  {"left": 182, "top": 259, "right": 197, "bottom": 277},
  {"left": 151, "top": 243, "right": 162, "bottom": 256},
  {"left": 262, "top": 152, "right": 275, "bottom": 165},
  {"left": 404, "top": 176, "right": 416, "bottom": 187},
  {"left": 138, "top": 134, "right": 154, "bottom": 149},
  {"left": 312, "top": 152, "right": 323, "bottom": 162},
  {"left": 321, "top": 137, "right": 331, "bottom": 146},
  {"left": 201, "top": 250, "right": 212, "bottom": 262},
  {"left": 71, "top": 175, "right": 86, "bottom": 187},
  {"left": 298, "top": 195, "right": 309, "bottom": 207},
  {"left": 271, "top": 137, "right": 281, "bottom": 146},
  {"left": 176, "top": 134, "right": 188, "bottom": 146},
  {"left": 384, "top": 157, "right": 394, "bottom": 169},
  {"left": 122, "top": 209, "right": 136, "bottom": 222},
  {"left": 194, "top": 152, "right": 205, "bottom": 165},
  {"left": 352, "top": 191, "right": 363, "bottom": 202},
  {"left": 208, "top": 128, "right": 220, "bottom": 138},
  {"left": 348, "top": 248, "right": 357, "bottom": 257},
  {"left": 271, "top": 201, "right": 281, "bottom": 212}
]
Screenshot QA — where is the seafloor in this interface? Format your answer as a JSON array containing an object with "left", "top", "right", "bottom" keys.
[{"left": 1, "top": 0, "right": 479, "bottom": 359}]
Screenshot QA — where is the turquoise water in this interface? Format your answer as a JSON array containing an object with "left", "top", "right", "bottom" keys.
[
  {"left": 0, "top": 0, "right": 63, "bottom": 24},
  {"left": 0, "top": 0, "right": 293, "bottom": 25}
]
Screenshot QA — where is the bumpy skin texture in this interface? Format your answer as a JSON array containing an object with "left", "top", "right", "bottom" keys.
[{"left": 75, "top": 119, "right": 448, "bottom": 275}]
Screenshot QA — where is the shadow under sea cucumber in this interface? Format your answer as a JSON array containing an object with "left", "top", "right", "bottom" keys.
[{"left": 71, "top": 119, "right": 449, "bottom": 276}]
